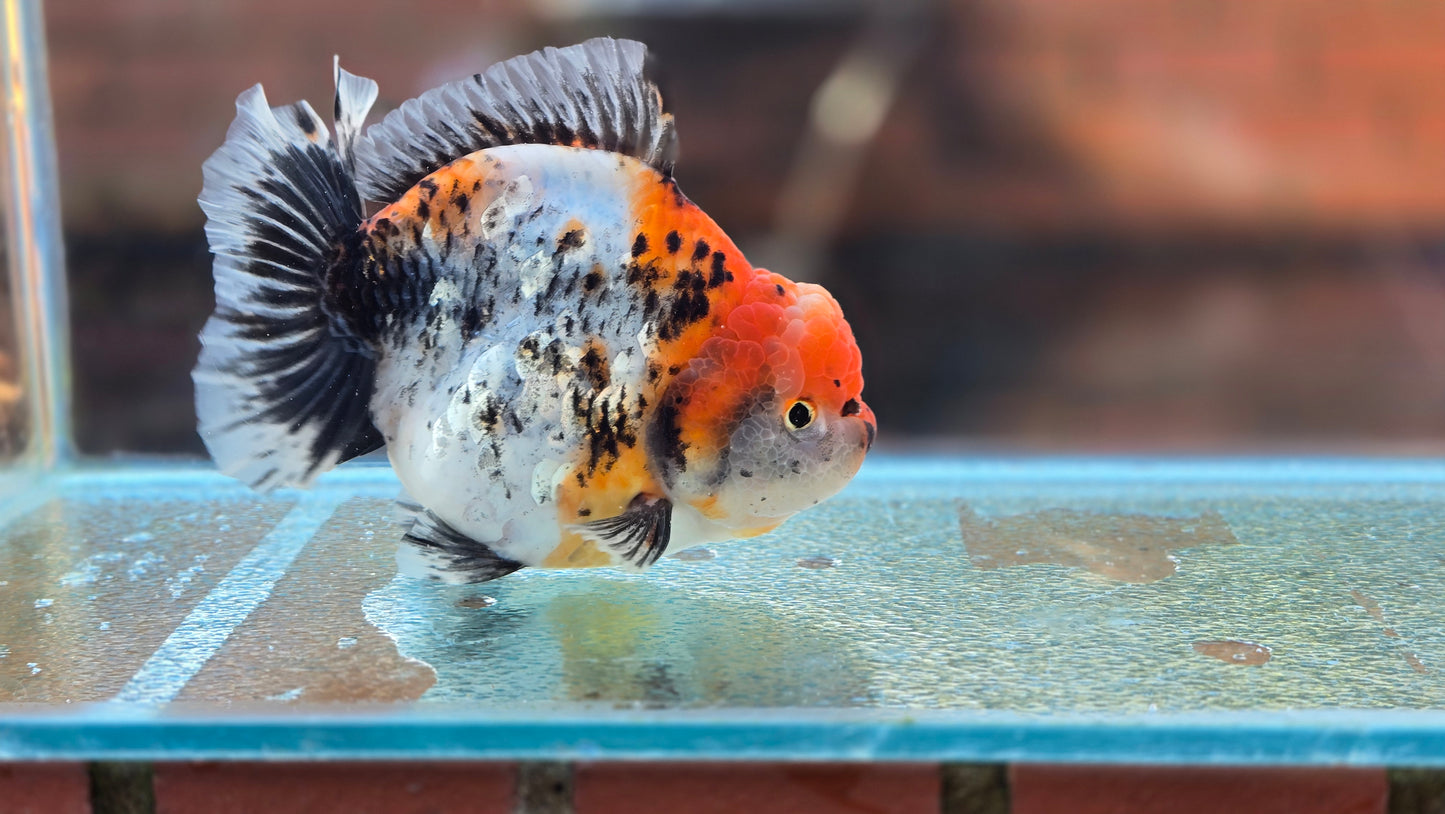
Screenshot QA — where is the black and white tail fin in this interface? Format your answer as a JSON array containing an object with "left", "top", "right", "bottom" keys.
[{"left": 194, "top": 67, "right": 384, "bottom": 492}]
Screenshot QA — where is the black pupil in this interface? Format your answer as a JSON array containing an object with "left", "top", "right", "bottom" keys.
[{"left": 788, "top": 402, "right": 812, "bottom": 428}]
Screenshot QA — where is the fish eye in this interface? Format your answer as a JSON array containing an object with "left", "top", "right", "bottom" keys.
[{"left": 785, "top": 400, "right": 816, "bottom": 431}]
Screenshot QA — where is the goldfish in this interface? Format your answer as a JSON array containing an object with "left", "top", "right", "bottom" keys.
[{"left": 193, "top": 38, "right": 875, "bottom": 582}]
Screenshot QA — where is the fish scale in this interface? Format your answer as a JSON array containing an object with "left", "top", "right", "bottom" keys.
[{"left": 193, "top": 38, "right": 875, "bottom": 584}]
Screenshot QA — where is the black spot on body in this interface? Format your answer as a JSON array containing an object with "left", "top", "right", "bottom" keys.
[
  {"left": 632, "top": 233, "right": 649, "bottom": 257},
  {"left": 842, "top": 398, "right": 860, "bottom": 417},
  {"left": 580, "top": 346, "right": 610, "bottom": 391},
  {"left": 583, "top": 267, "right": 605, "bottom": 293},
  {"left": 614, "top": 409, "right": 636, "bottom": 448},
  {"left": 296, "top": 109, "right": 317, "bottom": 134},
  {"left": 709, "top": 252, "right": 728, "bottom": 287},
  {"left": 649, "top": 394, "right": 688, "bottom": 477},
  {"left": 557, "top": 228, "right": 587, "bottom": 253},
  {"left": 691, "top": 240, "right": 710, "bottom": 262},
  {"left": 665, "top": 231, "right": 681, "bottom": 254}
]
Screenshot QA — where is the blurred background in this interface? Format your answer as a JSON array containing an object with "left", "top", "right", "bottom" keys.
[{"left": 22, "top": 0, "right": 1445, "bottom": 455}]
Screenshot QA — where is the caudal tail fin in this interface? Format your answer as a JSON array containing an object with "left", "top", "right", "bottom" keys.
[{"left": 193, "top": 63, "right": 383, "bottom": 491}]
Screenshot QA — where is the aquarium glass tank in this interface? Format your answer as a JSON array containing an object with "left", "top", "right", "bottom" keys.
[{"left": 0, "top": 0, "right": 1443, "bottom": 765}]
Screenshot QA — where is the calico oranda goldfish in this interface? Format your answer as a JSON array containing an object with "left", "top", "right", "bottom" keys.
[{"left": 193, "top": 38, "right": 875, "bottom": 583}]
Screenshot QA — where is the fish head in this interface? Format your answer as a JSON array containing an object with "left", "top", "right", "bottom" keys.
[{"left": 649, "top": 274, "right": 874, "bottom": 530}]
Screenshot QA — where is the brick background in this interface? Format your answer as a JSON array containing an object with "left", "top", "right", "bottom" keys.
[
  {"left": 151, "top": 761, "right": 515, "bottom": 814},
  {"left": 1010, "top": 764, "right": 1389, "bottom": 814},
  {"left": 34, "top": 1, "right": 1445, "bottom": 452},
  {"left": 574, "top": 762, "right": 941, "bottom": 814},
  {"left": 0, "top": 760, "right": 1435, "bottom": 812},
  {"left": 0, "top": 763, "right": 91, "bottom": 814}
]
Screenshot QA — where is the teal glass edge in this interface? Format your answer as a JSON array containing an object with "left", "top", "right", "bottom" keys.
[
  {"left": 10, "top": 453, "right": 1445, "bottom": 495},
  {"left": 2, "top": 709, "right": 1445, "bottom": 764}
]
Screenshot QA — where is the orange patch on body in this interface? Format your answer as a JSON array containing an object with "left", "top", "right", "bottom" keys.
[
  {"left": 365, "top": 154, "right": 494, "bottom": 246},
  {"left": 542, "top": 533, "right": 613, "bottom": 568},
  {"left": 625, "top": 172, "right": 760, "bottom": 368},
  {"left": 625, "top": 172, "right": 870, "bottom": 457},
  {"left": 690, "top": 494, "right": 727, "bottom": 521},
  {"left": 547, "top": 440, "right": 662, "bottom": 569},
  {"left": 734, "top": 519, "right": 786, "bottom": 538}
]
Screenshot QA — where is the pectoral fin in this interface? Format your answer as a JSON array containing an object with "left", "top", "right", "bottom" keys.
[{"left": 571, "top": 496, "right": 673, "bottom": 569}]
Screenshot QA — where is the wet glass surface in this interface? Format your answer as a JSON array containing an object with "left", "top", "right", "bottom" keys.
[{"left": 0, "top": 458, "right": 1443, "bottom": 763}]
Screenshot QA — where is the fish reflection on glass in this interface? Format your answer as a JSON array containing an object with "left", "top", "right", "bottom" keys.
[{"left": 193, "top": 39, "right": 875, "bottom": 583}]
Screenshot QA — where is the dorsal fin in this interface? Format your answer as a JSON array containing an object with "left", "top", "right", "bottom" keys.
[
  {"left": 332, "top": 57, "right": 378, "bottom": 176},
  {"left": 353, "top": 37, "right": 677, "bottom": 205}
]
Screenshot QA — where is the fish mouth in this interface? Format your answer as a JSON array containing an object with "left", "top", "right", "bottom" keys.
[{"left": 855, "top": 401, "right": 877, "bottom": 452}]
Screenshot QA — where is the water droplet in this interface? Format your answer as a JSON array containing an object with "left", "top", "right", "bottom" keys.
[
  {"left": 59, "top": 560, "right": 100, "bottom": 587},
  {"left": 33, "top": 598, "right": 52, "bottom": 609},
  {"left": 457, "top": 595, "right": 497, "bottom": 609},
  {"left": 796, "top": 556, "right": 839, "bottom": 569},
  {"left": 98, "top": 622, "right": 111, "bottom": 631},
  {"left": 126, "top": 551, "right": 166, "bottom": 580},
  {"left": 0, "top": 645, "right": 9, "bottom": 659},
  {"left": 121, "top": 531, "right": 155, "bottom": 544},
  {"left": 672, "top": 547, "right": 716, "bottom": 562},
  {"left": 27, "top": 662, "right": 40, "bottom": 676},
  {"left": 337, "top": 637, "right": 358, "bottom": 650}
]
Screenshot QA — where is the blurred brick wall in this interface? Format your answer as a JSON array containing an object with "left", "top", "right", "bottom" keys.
[
  {"left": 842, "top": 0, "right": 1445, "bottom": 235},
  {"left": 42, "top": 0, "right": 1445, "bottom": 452}
]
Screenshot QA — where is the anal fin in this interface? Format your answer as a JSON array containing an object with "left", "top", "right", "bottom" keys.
[
  {"left": 395, "top": 501, "right": 524, "bottom": 584},
  {"left": 571, "top": 497, "right": 672, "bottom": 569}
]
